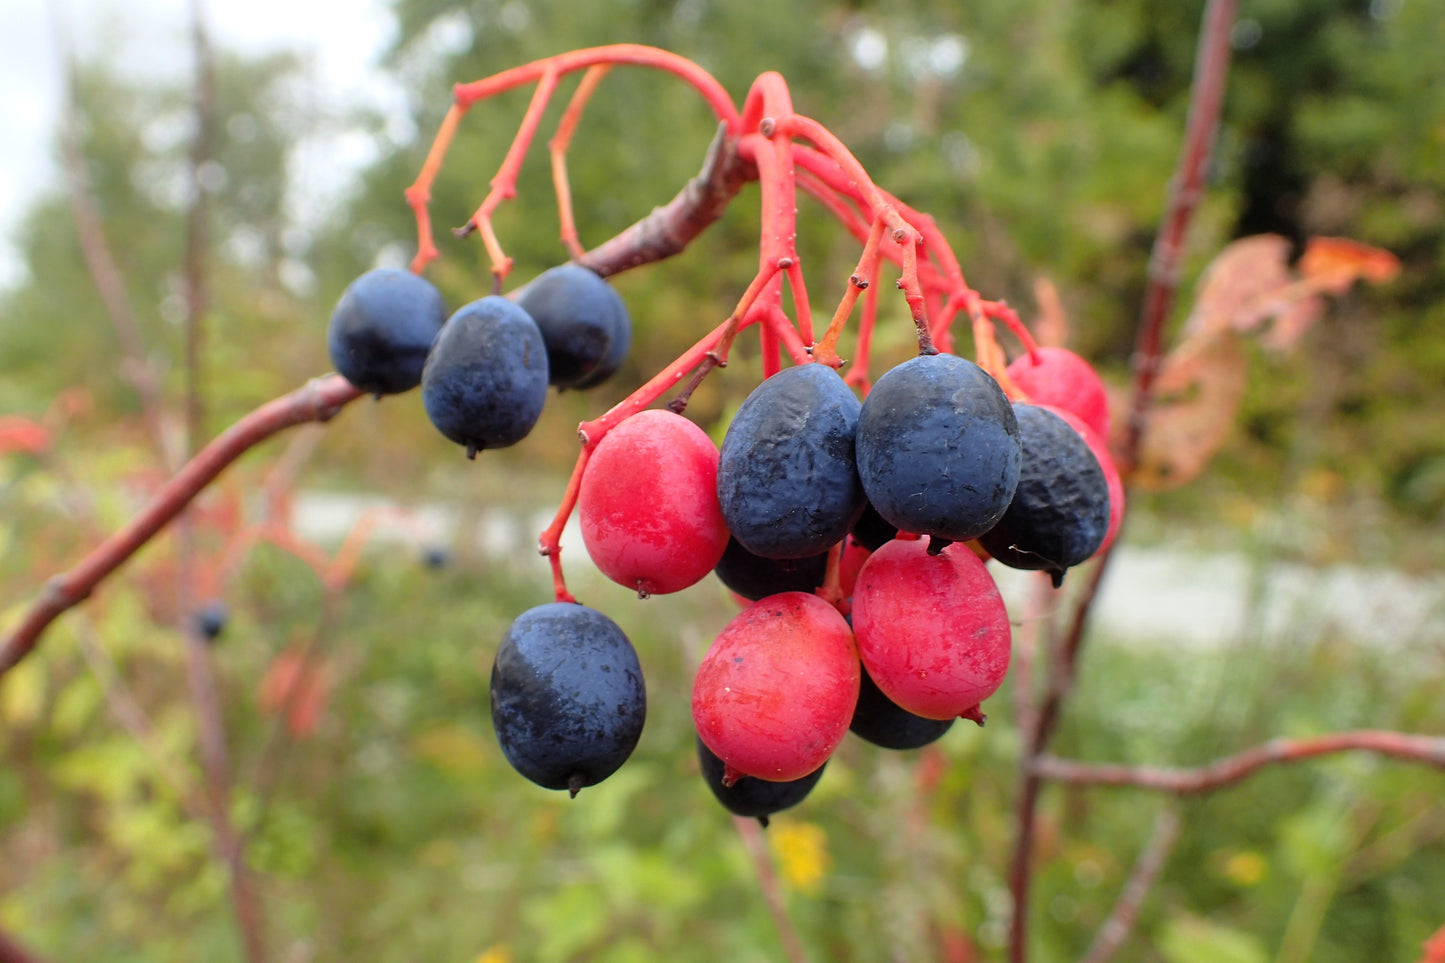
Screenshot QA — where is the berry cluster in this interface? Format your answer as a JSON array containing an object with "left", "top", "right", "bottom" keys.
[{"left": 324, "top": 46, "right": 1124, "bottom": 821}]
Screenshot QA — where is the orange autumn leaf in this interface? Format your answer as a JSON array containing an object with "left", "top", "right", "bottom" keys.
[
  {"left": 1299, "top": 236, "right": 1401, "bottom": 294},
  {"left": 1128, "top": 331, "right": 1250, "bottom": 491}
]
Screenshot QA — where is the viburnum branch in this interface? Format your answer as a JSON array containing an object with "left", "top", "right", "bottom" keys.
[
  {"left": 1033, "top": 731, "right": 1445, "bottom": 793},
  {"left": 0, "top": 375, "right": 363, "bottom": 679},
  {"left": 406, "top": 103, "right": 465, "bottom": 273},
  {"left": 1122, "top": 0, "right": 1241, "bottom": 477},
  {"left": 411, "top": 45, "right": 743, "bottom": 275},
  {"left": 814, "top": 216, "right": 886, "bottom": 368},
  {"left": 1079, "top": 807, "right": 1183, "bottom": 963},
  {"left": 550, "top": 65, "right": 612, "bottom": 261},
  {"left": 1008, "top": 4, "right": 1239, "bottom": 962},
  {"left": 460, "top": 67, "right": 561, "bottom": 286},
  {"left": 539, "top": 448, "right": 591, "bottom": 605}
]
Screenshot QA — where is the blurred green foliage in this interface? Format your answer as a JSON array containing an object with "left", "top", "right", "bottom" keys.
[{"left": 3, "top": 0, "right": 1445, "bottom": 960}]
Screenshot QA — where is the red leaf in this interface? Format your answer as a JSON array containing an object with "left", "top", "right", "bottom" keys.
[{"left": 1299, "top": 237, "right": 1401, "bottom": 294}]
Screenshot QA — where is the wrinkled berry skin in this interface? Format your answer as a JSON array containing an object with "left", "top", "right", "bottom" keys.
[
  {"left": 422, "top": 296, "right": 549, "bottom": 455},
  {"left": 717, "top": 363, "right": 866, "bottom": 559},
  {"left": 978, "top": 403, "right": 1111, "bottom": 586},
  {"left": 713, "top": 537, "right": 828, "bottom": 602},
  {"left": 849, "top": 663, "right": 955, "bottom": 750},
  {"left": 327, "top": 268, "right": 448, "bottom": 395},
  {"left": 696, "top": 737, "right": 825, "bottom": 825},
  {"left": 515, "top": 265, "right": 631, "bottom": 389},
  {"left": 490, "top": 603, "right": 646, "bottom": 794},
  {"left": 856, "top": 354, "right": 1021, "bottom": 543}
]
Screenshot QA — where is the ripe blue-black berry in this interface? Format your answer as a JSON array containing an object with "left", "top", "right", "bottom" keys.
[
  {"left": 977, "top": 403, "right": 1111, "bottom": 586},
  {"left": 327, "top": 268, "right": 447, "bottom": 395},
  {"left": 490, "top": 602, "right": 646, "bottom": 796},
  {"left": 856, "top": 354, "right": 1020, "bottom": 545},
  {"left": 516, "top": 264, "right": 631, "bottom": 390},
  {"left": 421, "top": 296, "right": 549, "bottom": 458},
  {"left": 716, "top": 363, "right": 865, "bottom": 559}
]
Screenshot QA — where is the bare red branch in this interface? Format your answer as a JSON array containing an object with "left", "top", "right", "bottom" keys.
[
  {"left": 1033, "top": 731, "right": 1445, "bottom": 794},
  {"left": 0, "top": 375, "right": 363, "bottom": 679}
]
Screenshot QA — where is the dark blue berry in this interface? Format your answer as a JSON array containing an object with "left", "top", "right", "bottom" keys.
[
  {"left": 855, "top": 354, "right": 1020, "bottom": 543},
  {"left": 515, "top": 264, "right": 631, "bottom": 390},
  {"left": 490, "top": 603, "right": 646, "bottom": 796},
  {"left": 327, "top": 268, "right": 447, "bottom": 395},
  {"left": 849, "top": 663, "right": 954, "bottom": 750},
  {"left": 422, "top": 296, "right": 549, "bottom": 458},
  {"left": 713, "top": 537, "right": 828, "bottom": 601},
  {"left": 193, "top": 600, "right": 229, "bottom": 642},
  {"left": 716, "top": 363, "right": 865, "bottom": 559},
  {"left": 977, "top": 404, "right": 1111, "bottom": 586},
  {"left": 696, "top": 736, "right": 825, "bottom": 826}
]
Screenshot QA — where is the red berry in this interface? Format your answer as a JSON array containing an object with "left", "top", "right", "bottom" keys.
[
  {"left": 692, "top": 592, "right": 859, "bottom": 782},
  {"left": 579, "top": 409, "right": 730, "bottom": 596},
  {"left": 851, "top": 537, "right": 1010, "bottom": 720},
  {"left": 1006, "top": 346, "right": 1112, "bottom": 441}
]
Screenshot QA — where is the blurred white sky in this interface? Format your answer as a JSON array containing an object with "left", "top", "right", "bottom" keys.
[{"left": 0, "top": 0, "right": 398, "bottom": 289}]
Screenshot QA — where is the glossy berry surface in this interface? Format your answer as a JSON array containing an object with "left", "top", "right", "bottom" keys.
[
  {"left": 692, "top": 592, "right": 859, "bottom": 782},
  {"left": 421, "top": 296, "right": 549, "bottom": 457},
  {"left": 977, "top": 403, "right": 1111, "bottom": 586},
  {"left": 716, "top": 363, "right": 865, "bottom": 559},
  {"left": 515, "top": 264, "right": 631, "bottom": 389},
  {"left": 851, "top": 537, "right": 1011, "bottom": 720},
  {"left": 490, "top": 602, "right": 646, "bottom": 795},
  {"left": 578, "top": 409, "right": 729, "bottom": 596},
  {"left": 1005, "top": 346, "right": 1112, "bottom": 441},
  {"left": 712, "top": 536, "right": 828, "bottom": 602},
  {"left": 849, "top": 663, "right": 955, "bottom": 750},
  {"left": 856, "top": 354, "right": 1021, "bottom": 544},
  {"left": 696, "top": 737, "right": 825, "bottom": 825},
  {"left": 327, "top": 268, "right": 447, "bottom": 395}
]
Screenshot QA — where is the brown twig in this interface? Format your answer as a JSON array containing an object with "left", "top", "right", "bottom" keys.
[
  {"left": 1006, "top": 3, "right": 1239, "bottom": 961},
  {"left": 1032, "top": 731, "right": 1445, "bottom": 794},
  {"left": 0, "top": 374, "right": 362, "bottom": 679},
  {"left": 1079, "top": 807, "right": 1183, "bottom": 963},
  {"left": 734, "top": 817, "right": 813, "bottom": 963}
]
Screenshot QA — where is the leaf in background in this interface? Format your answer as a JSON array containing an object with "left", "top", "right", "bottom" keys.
[
  {"left": 1131, "top": 332, "right": 1249, "bottom": 490},
  {"left": 1183, "top": 234, "right": 1295, "bottom": 339},
  {"left": 1299, "top": 236, "right": 1401, "bottom": 295}
]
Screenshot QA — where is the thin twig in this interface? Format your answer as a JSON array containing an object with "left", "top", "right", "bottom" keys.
[
  {"left": 734, "top": 817, "right": 813, "bottom": 963},
  {"left": 1033, "top": 731, "right": 1445, "bottom": 794},
  {"left": 1007, "top": 3, "right": 1239, "bottom": 960},
  {"left": 0, "top": 374, "right": 363, "bottom": 678},
  {"left": 1079, "top": 807, "right": 1183, "bottom": 963}
]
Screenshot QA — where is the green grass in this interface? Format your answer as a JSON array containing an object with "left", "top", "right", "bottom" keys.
[{"left": 2, "top": 518, "right": 1442, "bottom": 962}]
